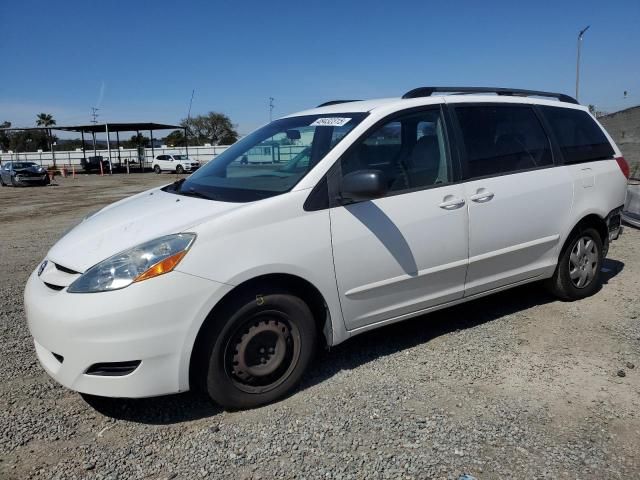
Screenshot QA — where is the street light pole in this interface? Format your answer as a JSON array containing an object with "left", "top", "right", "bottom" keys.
[
  {"left": 269, "top": 97, "right": 274, "bottom": 122},
  {"left": 576, "top": 25, "right": 590, "bottom": 102}
]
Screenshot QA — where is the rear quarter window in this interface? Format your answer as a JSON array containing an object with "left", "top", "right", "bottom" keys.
[
  {"left": 455, "top": 105, "right": 553, "bottom": 179},
  {"left": 541, "top": 106, "right": 614, "bottom": 164}
]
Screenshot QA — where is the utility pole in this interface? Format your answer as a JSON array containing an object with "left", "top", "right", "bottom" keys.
[
  {"left": 575, "top": 25, "right": 590, "bottom": 102},
  {"left": 186, "top": 89, "right": 195, "bottom": 152},
  {"left": 269, "top": 97, "right": 275, "bottom": 122},
  {"left": 90, "top": 107, "right": 99, "bottom": 157}
]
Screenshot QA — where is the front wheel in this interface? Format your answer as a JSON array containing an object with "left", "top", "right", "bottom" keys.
[
  {"left": 153, "top": 165, "right": 162, "bottom": 174},
  {"left": 546, "top": 227, "right": 603, "bottom": 301},
  {"left": 175, "top": 165, "right": 184, "bottom": 174},
  {"left": 196, "top": 290, "right": 317, "bottom": 410}
]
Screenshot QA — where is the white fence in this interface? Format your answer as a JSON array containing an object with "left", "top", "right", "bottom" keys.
[
  {"left": 0, "top": 145, "right": 230, "bottom": 170},
  {"left": 0, "top": 143, "right": 308, "bottom": 170}
]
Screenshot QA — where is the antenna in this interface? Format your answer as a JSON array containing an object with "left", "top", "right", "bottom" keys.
[{"left": 269, "top": 97, "right": 275, "bottom": 122}]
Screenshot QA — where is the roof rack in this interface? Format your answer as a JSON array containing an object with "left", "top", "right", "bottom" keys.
[
  {"left": 316, "top": 99, "right": 361, "bottom": 107},
  {"left": 401, "top": 87, "right": 578, "bottom": 104}
]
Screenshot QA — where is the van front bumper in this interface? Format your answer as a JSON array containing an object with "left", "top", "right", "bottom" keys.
[{"left": 24, "top": 269, "right": 232, "bottom": 398}]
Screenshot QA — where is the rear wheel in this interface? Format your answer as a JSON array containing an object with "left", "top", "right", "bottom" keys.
[
  {"left": 547, "top": 227, "right": 603, "bottom": 301},
  {"left": 195, "top": 289, "right": 317, "bottom": 410},
  {"left": 11, "top": 176, "right": 21, "bottom": 187},
  {"left": 176, "top": 165, "right": 184, "bottom": 174},
  {"left": 0, "top": 176, "right": 5, "bottom": 186},
  {"left": 41, "top": 175, "right": 50, "bottom": 186},
  {"left": 153, "top": 165, "right": 161, "bottom": 174}
]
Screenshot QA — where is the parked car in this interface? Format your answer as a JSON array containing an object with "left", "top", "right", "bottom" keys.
[
  {"left": 0, "top": 161, "right": 49, "bottom": 186},
  {"left": 80, "top": 156, "right": 111, "bottom": 173},
  {"left": 25, "top": 87, "right": 628, "bottom": 410},
  {"left": 153, "top": 154, "right": 200, "bottom": 174}
]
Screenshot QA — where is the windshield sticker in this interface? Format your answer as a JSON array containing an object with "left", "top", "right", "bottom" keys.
[{"left": 310, "top": 117, "right": 352, "bottom": 127}]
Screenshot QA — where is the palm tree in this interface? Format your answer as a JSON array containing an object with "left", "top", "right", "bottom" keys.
[
  {"left": 36, "top": 113, "right": 57, "bottom": 166},
  {"left": 35, "top": 113, "right": 56, "bottom": 128}
]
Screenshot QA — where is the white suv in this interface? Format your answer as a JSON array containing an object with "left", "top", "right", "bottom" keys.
[
  {"left": 152, "top": 154, "right": 200, "bottom": 174},
  {"left": 25, "top": 87, "right": 629, "bottom": 409}
]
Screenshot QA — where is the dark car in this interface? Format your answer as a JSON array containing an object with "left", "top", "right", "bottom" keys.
[
  {"left": 81, "top": 155, "right": 111, "bottom": 173},
  {"left": 0, "top": 162, "right": 50, "bottom": 186}
]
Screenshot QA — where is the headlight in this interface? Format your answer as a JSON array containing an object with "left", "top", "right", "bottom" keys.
[{"left": 67, "top": 233, "right": 196, "bottom": 293}]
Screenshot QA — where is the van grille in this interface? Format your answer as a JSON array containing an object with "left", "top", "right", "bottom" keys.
[{"left": 54, "top": 263, "right": 80, "bottom": 275}]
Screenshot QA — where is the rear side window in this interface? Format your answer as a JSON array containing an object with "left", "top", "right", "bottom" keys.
[
  {"left": 455, "top": 105, "right": 552, "bottom": 179},
  {"left": 540, "top": 106, "right": 614, "bottom": 164}
]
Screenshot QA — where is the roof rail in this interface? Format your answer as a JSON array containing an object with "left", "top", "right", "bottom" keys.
[
  {"left": 316, "top": 99, "right": 361, "bottom": 107},
  {"left": 401, "top": 87, "right": 579, "bottom": 104}
]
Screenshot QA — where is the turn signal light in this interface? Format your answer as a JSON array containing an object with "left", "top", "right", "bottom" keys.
[{"left": 134, "top": 251, "right": 188, "bottom": 282}]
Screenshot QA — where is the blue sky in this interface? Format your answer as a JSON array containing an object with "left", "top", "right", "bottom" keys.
[{"left": 1, "top": 0, "right": 638, "bottom": 137}]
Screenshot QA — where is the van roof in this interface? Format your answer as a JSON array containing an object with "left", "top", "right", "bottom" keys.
[{"left": 286, "top": 87, "right": 586, "bottom": 118}]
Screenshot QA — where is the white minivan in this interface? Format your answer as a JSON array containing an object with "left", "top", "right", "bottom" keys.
[{"left": 25, "top": 87, "right": 629, "bottom": 409}]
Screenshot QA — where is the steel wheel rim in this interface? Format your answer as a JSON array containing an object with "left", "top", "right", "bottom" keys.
[
  {"left": 224, "top": 311, "right": 301, "bottom": 394},
  {"left": 569, "top": 235, "right": 599, "bottom": 289}
]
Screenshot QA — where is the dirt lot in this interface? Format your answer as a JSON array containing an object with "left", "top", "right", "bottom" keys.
[{"left": 1, "top": 174, "right": 639, "bottom": 479}]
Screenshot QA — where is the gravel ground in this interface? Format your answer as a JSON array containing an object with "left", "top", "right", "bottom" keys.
[{"left": 1, "top": 174, "right": 639, "bottom": 479}]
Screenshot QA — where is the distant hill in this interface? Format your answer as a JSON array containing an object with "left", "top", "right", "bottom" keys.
[{"left": 599, "top": 106, "right": 640, "bottom": 178}]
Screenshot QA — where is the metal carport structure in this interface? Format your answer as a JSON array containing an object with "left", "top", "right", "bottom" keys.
[
  {"left": 54, "top": 122, "right": 185, "bottom": 174},
  {"left": 1, "top": 122, "right": 185, "bottom": 172}
]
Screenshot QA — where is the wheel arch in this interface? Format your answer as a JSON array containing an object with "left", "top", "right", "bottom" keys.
[
  {"left": 561, "top": 213, "right": 609, "bottom": 258},
  {"left": 188, "top": 272, "right": 332, "bottom": 391}
]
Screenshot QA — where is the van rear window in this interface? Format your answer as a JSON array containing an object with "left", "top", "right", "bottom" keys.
[{"left": 541, "top": 106, "right": 614, "bottom": 164}]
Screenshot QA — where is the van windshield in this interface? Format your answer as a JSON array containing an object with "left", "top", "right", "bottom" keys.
[{"left": 164, "top": 113, "right": 367, "bottom": 202}]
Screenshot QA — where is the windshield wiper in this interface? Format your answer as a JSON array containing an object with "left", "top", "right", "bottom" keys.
[
  {"left": 171, "top": 178, "right": 186, "bottom": 190},
  {"left": 167, "top": 178, "right": 214, "bottom": 200},
  {"left": 177, "top": 188, "right": 214, "bottom": 200}
]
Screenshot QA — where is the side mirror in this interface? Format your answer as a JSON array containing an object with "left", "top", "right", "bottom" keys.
[
  {"left": 341, "top": 169, "right": 388, "bottom": 202},
  {"left": 286, "top": 129, "right": 301, "bottom": 140}
]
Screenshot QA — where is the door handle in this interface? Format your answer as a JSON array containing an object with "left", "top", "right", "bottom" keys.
[
  {"left": 439, "top": 196, "right": 466, "bottom": 210},
  {"left": 470, "top": 190, "right": 495, "bottom": 203}
]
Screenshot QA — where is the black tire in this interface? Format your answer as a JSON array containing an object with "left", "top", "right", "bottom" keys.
[
  {"left": 0, "top": 176, "right": 5, "bottom": 186},
  {"left": 175, "top": 165, "right": 184, "bottom": 174},
  {"left": 195, "top": 289, "right": 317, "bottom": 410},
  {"left": 41, "top": 176, "right": 50, "bottom": 186},
  {"left": 11, "top": 176, "right": 21, "bottom": 187},
  {"left": 153, "top": 165, "right": 162, "bottom": 174},
  {"left": 546, "top": 227, "right": 603, "bottom": 301}
]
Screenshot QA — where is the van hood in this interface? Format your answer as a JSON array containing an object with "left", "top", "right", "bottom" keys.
[{"left": 47, "top": 187, "right": 242, "bottom": 272}]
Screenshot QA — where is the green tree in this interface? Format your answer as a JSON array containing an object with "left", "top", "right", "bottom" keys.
[
  {"left": 164, "top": 129, "right": 186, "bottom": 147},
  {"left": 124, "top": 133, "right": 151, "bottom": 148},
  {"left": 181, "top": 112, "right": 238, "bottom": 146},
  {"left": 0, "top": 121, "right": 11, "bottom": 151},
  {"left": 35, "top": 113, "right": 56, "bottom": 128},
  {"left": 7, "top": 130, "right": 49, "bottom": 152},
  {"left": 35, "top": 113, "right": 58, "bottom": 164}
]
